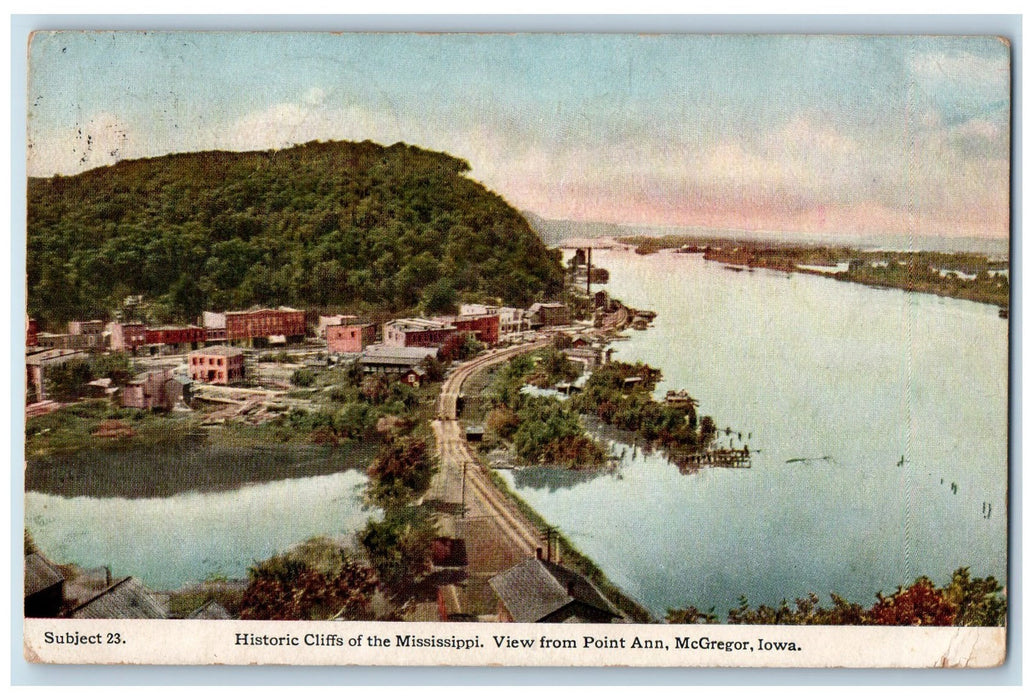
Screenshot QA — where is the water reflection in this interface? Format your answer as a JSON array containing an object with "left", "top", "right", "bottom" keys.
[{"left": 511, "top": 465, "right": 609, "bottom": 492}]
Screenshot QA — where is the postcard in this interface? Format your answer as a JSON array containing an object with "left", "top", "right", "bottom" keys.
[{"left": 22, "top": 31, "right": 1010, "bottom": 667}]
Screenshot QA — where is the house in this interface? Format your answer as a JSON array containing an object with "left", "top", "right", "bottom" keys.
[
  {"left": 225, "top": 307, "right": 306, "bottom": 345},
  {"left": 122, "top": 368, "right": 182, "bottom": 410},
  {"left": 359, "top": 344, "right": 438, "bottom": 375},
  {"left": 107, "top": 321, "right": 147, "bottom": 352},
  {"left": 435, "top": 313, "right": 500, "bottom": 346},
  {"left": 26, "top": 348, "right": 89, "bottom": 402},
  {"left": 327, "top": 322, "right": 376, "bottom": 354},
  {"left": 528, "top": 302, "right": 570, "bottom": 328},
  {"left": 383, "top": 318, "right": 457, "bottom": 348},
  {"left": 188, "top": 346, "right": 245, "bottom": 385},
  {"left": 561, "top": 346, "right": 601, "bottom": 370},
  {"left": 488, "top": 555, "right": 622, "bottom": 623},
  {"left": 401, "top": 366, "right": 428, "bottom": 388},
  {"left": 24, "top": 553, "right": 64, "bottom": 618},
  {"left": 69, "top": 577, "right": 168, "bottom": 619}
]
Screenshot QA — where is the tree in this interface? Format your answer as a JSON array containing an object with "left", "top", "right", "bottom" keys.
[
  {"left": 291, "top": 368, "right": 316, "bottom": 387},
  {"left": 43, "top": 359, "right": 94, "bottom": 401},
  {"left": 666, "top": 606, "right": 718, "bottom": 624},
  {"left": 867, "top": 577, "right": 956, "bottom": 626},
  {"left": 358, "top": 509, "right": 436, "bottom": 590},
  {"left": 420, "top": 278, "right": 458, "bottom": 315},
  {"left": 239, "top": 550, "right": 378, "bottom": 621},
  {"left": 92, "top": 352, "right": 133, "bottom": 386},
  {"left": 420, "top": 355, "right": 445, "bottom": 382},
  {"left": 366, "top": 437, "right": 437, "bottom": 509},
  {"left": 699, "top": 416, "right": 717, "bottom": 446},
  {"left": 942, "top": 567, "right": 1007, "bottom": 626},
  {"left": 360, "top": 374, "right": 391, "bottom": 404}
]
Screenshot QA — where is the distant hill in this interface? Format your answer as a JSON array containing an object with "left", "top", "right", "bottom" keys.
[
  {"left": 522, "top": 212, "right": 633, "bottom": 247},
  {"left": 524, "top": 213, "right": 1010, "bottom": 259},
  {"left": 27, "top": 140, "right": 564, "bottom": 326}
]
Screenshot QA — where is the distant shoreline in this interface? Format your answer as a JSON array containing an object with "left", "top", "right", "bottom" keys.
[{"left": 616, "top": 235, "right": 1010, "bottom": 310}]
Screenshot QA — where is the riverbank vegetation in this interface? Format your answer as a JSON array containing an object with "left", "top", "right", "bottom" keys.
[
  {"left": 570, "top": 360, "right": 718, "bottom": 463},
  {"left": 622, "top": 235, "right": 1010, "bottom": 308},
  {"left": 667, "top": 568, "right": 1006, "bottom": 626},
  {"left": 484, "top": 348, "right": 607, "bottom": 468}
]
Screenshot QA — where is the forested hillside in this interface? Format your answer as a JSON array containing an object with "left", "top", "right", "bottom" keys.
[{"left": 28, "top": 140, "right": 564, "bottom": 326}]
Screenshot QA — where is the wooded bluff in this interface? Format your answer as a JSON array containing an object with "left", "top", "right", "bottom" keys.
[{"left": 28, "top": 140, "right": 564, "bottom": 325}]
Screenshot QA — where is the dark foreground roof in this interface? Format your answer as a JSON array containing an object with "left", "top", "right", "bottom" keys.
[
  {"left": 69, "top": 577, "right": 168, "bottom": 619},
  {"left": 186, "top": 600, "right": 232, "bottom": 620},
  {"left": 24, "top": 553, "right": 64, "bottom": 597},
  {"left": 488, "top": 558, "right": 619, "bottom": 623}
]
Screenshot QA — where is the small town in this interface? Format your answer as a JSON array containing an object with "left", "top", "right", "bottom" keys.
[{"left": 25, "top": 251, "right": 681, "bottom": 624}]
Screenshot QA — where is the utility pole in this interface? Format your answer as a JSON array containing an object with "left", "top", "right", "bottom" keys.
[
  {"left": 543, "top": 526, "right": 557, "bottom": 562},
  {"left": 461, "top": 461, "right": 467, "bottom": 517}
]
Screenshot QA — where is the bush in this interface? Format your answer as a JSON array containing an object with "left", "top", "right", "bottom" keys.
[{"left": 291, "top": 368, "right": 316, "bottom": 387}]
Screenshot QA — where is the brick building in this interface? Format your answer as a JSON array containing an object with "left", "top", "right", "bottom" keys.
[
  {"left": 435, "top": 314, "right": 500, "bottom": 346},
  {"left": 327, "top": 322, "right": 376, "bottom": 354},
  {"left": 145, "top": 325, "right": 206, "bottom": 352},
  {"left": 188, "top": 346, "right": 245, "bottom": 385},
  {"left": 226, "top": 307, "right": 306, "bottom": 345},
  {"left": 383, "top": 318, "right": 457, "bottom": 348},
  {"left": 318, "top": 314, "right": 358, "bottom": 338},
  {"left": 106, "top": 322, "right": 147, "bottom": 352},
  {"left": 528, "top": 302, "right": 571, "bottom": 328},
  {"left": 458, "top": 304, "right": 529, "bottom": 337}
]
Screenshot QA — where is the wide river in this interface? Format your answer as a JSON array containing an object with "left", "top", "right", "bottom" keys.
[
  {"left": 25, "top": 248, "right": 1008, "bottom": 612},
  {"left": 501, "top": 248, "right": 1008, "bottom": 618}
]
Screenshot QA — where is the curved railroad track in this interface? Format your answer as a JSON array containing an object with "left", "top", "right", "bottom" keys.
[{"left": 433, "top": 339, "right": 551, "bottom": 556}]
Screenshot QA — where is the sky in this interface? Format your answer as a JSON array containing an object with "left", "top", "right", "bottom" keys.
[{"left": 26, "top": 32, "right": 1011, "bottom": 238}]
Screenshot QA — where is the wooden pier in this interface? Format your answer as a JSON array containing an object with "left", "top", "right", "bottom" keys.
[{"left": 672, "top": 447, "right": 752, "bottom": 469}]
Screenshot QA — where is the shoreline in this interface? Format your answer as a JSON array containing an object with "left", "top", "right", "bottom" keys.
[{"left": 619, "top": 235, "right": 1010, "bottom": 309}]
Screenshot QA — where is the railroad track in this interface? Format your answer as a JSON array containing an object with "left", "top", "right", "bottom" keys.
[{"left": 433, "top": 339, "right": 551, "bottom": 556}]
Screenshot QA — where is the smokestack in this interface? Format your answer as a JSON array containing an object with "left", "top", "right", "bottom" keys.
[
  {"left": 536, "top": 547, "right": 543, "bottom": 560},
  {"left": 586, "top": 247, "right": 592, "bottom": 295}
]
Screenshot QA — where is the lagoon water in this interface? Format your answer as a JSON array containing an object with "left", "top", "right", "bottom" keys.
[
  {"left": 501, "top": 249, "right": 1008, "bottom": 618},
  {"left": 25, "top": 470, "right": 373, "bottom": 589}
]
